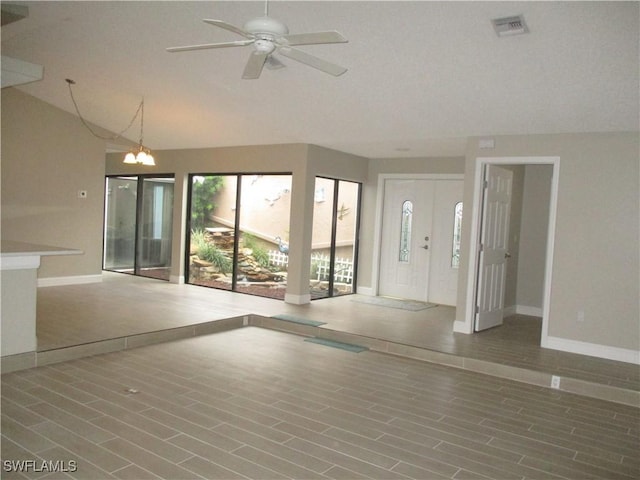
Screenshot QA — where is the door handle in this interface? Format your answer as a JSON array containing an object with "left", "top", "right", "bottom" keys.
[
  {"left": 422, "top": 245, "right": 429, "bottom": 250},
  {"left": 505, "top": 252, "right": 512, "bottom": 258}
]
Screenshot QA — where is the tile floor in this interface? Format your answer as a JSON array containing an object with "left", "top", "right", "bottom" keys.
[
  {"left": 2, "top": 327, "right": 639, "bottom": 480},
  {"left": 34, "top": 273, "right": 639, "bottom": 394}
]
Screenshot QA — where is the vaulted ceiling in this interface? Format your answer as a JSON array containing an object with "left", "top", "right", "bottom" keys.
[{"left": 2, "top": 1, "right": 638, "bottom": 158}]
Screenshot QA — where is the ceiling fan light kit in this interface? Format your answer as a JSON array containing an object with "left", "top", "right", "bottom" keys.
[{"left": 166, "top": 3, "right": 348, "bottom": 79}]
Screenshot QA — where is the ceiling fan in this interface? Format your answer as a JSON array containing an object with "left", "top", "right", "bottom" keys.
[{"left": 166, "top": 1, "right": 348, "bottom": 79}]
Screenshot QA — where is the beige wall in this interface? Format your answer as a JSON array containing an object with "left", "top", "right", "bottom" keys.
[
  {"left": 457, "top": 133, "right": 639, "bottom": 355},
  {"left": 517, "top": 165, "right": 553, "bottom": 311},
  {"left": 1, "top": 88, "right": 105, "bottom": 279}
]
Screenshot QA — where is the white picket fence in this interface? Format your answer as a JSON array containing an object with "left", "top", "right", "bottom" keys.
[
  {"left": 268, "top": 250, "right": 289, "bottom": 268},
  {"left": 313, "top": 254, "right": 354, "bottom": 284},
  {"left": 268, "top": 250, "right": 354, "bottom": 284}
]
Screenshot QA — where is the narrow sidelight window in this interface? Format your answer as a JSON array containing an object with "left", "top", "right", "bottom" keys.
[
  {"left": 452, "top": 201, "right": 463, "bottom": 268},
  {"left": 399, "top": 200, "right": 413, "bottom": 262}
]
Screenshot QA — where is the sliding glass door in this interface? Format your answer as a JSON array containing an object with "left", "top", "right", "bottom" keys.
[
  {"left": 310, "top": 177, "right": 361, "bottom": 299},
  {"left": 187, "top": 173, "right": 292, "bottom": 299},
  {"left": 103, "top": 175, "right": 174, "bottom": 280}
]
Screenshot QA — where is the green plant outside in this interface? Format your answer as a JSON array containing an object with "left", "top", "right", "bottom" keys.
[
  {"left": 198, "top": 241, "right": 231, "bottom": 273},
  {"left": 191, "top": 176, "right": 224, "bottom": 230},
  {"left": 190, "top": 228, "right": 207, "bottom": 252},
  {"left": 242, "top": 233, "right": 270, "bottom": 268}
]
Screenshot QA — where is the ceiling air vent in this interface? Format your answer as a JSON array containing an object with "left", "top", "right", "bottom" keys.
[{"left": 492, "top": 15, "right": 529, "bottom": 37}]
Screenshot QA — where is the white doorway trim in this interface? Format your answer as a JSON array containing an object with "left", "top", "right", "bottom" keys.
[
  {"left": 370, "top": 173, "right": 464, "bottom": 297},
  {"left": 459, "top": 156, "right": 560, "bottom": 350}
]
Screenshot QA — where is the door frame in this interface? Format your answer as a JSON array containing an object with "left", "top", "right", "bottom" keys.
[
  {"left": 460, "top": 157, "right": 560, "bottom": 349},
  {"left": 370, "top": 173, "right": 464, "bottom": 297}
]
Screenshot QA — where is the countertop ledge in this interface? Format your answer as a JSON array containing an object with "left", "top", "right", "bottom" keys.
[{"left": 1, "top": 240, "right": 83, "bottom": 257}]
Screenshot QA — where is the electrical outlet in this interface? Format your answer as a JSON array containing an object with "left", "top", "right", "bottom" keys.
[
  {"left": 577, "top": 311, "right": 585, "bottom": 323},
  {"left": 551, "top": 375, "right": 561, "bottom": 389},
  {"left": 77, "top": 190, "right": 88, "bottom": 199}
]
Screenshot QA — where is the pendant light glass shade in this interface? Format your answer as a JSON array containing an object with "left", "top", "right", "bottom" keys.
[{"left": 124, "top": 144, "right": 155, "bottom": 166}]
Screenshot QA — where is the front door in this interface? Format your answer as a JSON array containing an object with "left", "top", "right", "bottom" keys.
[
  {"left": 475, "top": 165, "right": 513, "bottom": 331},
  {"left": 379, "top": 179, "right": 434, "bottom": 301}
]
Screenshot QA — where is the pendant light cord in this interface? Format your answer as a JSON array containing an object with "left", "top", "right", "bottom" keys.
[{"left": 66, "top": 79, "right": 143, "bottom": 142}]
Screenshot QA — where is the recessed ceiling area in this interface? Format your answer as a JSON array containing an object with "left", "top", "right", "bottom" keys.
[{"left": 1, "top": 1, "right": 638, "bottom": 158}]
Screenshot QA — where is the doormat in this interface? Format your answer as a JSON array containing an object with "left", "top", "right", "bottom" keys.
[
  {"left": 271, "top": 314, "right": 326, "bottom": 327},
  {"left": 351, "top": 295, "right": 437, "bottom": 311},
  {"left": 304, "top": 337, "right": 368, "bottom": 353}
]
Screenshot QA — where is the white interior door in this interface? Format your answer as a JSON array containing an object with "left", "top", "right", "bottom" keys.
[
  {"left": 475, "top": 165, "right": 513, "bottom": 331},
  {"left": 379, "top": 179, "right": 434, "bottom": 301}
]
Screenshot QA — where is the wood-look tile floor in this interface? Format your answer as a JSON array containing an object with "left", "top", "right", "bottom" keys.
[
  {"left": 35, "top": 273, "right": 639, "bottom": 393},
  {"left": 2, "top": 327, "right": 639, "bottom": 480}
]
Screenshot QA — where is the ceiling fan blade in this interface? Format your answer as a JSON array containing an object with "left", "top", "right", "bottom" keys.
[
  {"left": 281, "top": 31, "right": 348, "bottom": 46},
  {"left": 166, "top": 40, "right": 253, "bottom": 53},
  {"left": 242, "top": 51, "right": 268, "bottom": 79},
  {"left": 203, "top": 19, "right": 253, "bottom": 39},
  {"left": 279, "top": 47, "right": 347, "bottom": 76}
]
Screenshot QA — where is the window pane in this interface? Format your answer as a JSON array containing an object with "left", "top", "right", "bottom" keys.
[
  {"left": 103, "top": 177, "right": 137, "bottom": 273},
  {"left": 310, "top": 178, "right": 360, "bottom": 299},
  {"left": 310, "top": 178, "right": 335, "bottom": 299},
  {"left": 333, "top": 180, "right": 359, "bottom": 296},
  {"left": 452, "top": 201, "right": 463, "bottom": 268},
  {"left": 188, "top": 175, "right": 235, "bottom": 290},
  {"left": 137, "top": 177, "right": 174, "bottom": 280},
  {"left": 236, "top": 174, "right": 292, "bottom": 299},
  {"left": 399, "top": 200, "right": 413, "bottom": 262}
]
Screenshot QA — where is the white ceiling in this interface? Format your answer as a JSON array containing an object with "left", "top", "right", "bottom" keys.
[{"left": 2, "top": 1, "right": 638, "bottom": 158}]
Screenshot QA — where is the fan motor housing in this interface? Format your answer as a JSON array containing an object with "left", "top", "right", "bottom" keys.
[
  {"left": 254, "top": 39, "right": 276, "bottom": 54},
  {"left": 244, "top": 16, "right": 289, "bottom": 36}
]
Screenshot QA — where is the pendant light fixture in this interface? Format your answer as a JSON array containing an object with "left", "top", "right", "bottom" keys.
[
  {"left": 66, "top": 79, "right": 154, "bottom": 166},
  {"left": 123, "top": 99, "right": 155, "bottom": 165}
]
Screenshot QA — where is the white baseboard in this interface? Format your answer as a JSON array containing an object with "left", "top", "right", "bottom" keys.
[
  {"left": 453, "top": 320, "right": 473, "bottom": 334},
  {"left": 284, "top": 293, "right": 311, "bottom": 305},
  {"left": 543, "top": 336, "right": 640, "bottom": 365},
  {"left": 516, "top": 305, "right": 543, "bottom": 317},
  {"left": 38, "top": 274, "right": 103, "bottom": 287}
]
